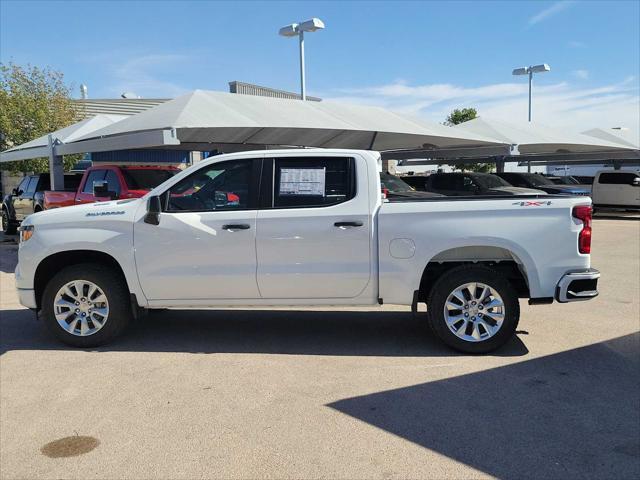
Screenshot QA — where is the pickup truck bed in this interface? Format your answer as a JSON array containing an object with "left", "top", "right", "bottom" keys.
[{"left": 15, "top": 149, "right": 599, "bottom": 353}]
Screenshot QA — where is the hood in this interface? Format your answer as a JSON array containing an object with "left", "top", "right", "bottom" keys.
[
  {"left": 541, "top": 184, "right": 592, "bottom": 194},
  {"left": 488, "top": 186, "right": 547, "bottom": 196},
  {"left": 23, "top": 197, "right": 144, "bottom": 227}
]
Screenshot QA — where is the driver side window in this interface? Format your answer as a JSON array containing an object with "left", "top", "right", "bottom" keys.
[{"left": 166, "top": 159, "right": 253, "bottom": 212}]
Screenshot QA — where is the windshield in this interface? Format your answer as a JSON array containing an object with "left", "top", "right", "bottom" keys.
[
  {"left": 380, "top": 172, "right": 414, "bottom": 192},
  {"left": 121, "top": 169, "right": 177, "bottom": 190},
  {"left": 520, "top": 173, "right": 555, "bottom": 186},
  {"left": 555, "top": 176, "right": 580, "bottom": 185},
  {"left": 473, "top": 174, "right": 511, "bottom": 188}
]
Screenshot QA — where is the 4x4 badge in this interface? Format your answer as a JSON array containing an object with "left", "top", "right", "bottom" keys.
[{"left": 512, "top": 201, "right": 552, "bottom": 206}]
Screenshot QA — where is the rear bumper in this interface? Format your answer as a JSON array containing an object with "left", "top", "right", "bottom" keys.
[
  {"left": 556, "top": 268, "right": 600, "bottom": 303},
  {"left": 17, "top": 288, "right": 37, "bottom": 309}
]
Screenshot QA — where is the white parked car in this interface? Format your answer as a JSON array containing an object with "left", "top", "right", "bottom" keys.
[
  {"left": 15, "top": 149, "right": 600, "bottom": 353},
  {"left": 591, "top": 170, "right": 640, "bottom": 211}
]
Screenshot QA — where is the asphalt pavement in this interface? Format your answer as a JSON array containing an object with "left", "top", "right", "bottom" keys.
[{"left": 0, "top": 218, "right": 638, "bottom": 479}]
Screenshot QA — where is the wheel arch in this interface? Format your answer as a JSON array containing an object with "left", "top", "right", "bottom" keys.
[
  {"left": 418, "top": 245, "right": 532, "bottom": 303},
  {"left": 34, "top": 250, "right": 129, "bottom": 309}
]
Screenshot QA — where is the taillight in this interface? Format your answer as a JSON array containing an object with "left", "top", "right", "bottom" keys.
[{"left": 573, "top": 205, "right": 592, "bottom": 254}]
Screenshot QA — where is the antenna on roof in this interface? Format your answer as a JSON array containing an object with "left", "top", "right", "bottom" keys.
[{"left": 121, "top": 92, "right": 141, "bottom": 99}]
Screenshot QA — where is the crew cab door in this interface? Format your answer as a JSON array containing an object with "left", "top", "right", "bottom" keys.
[
  {"left": 75, "top": 169, "right": 107, "bottom": 204},
  {"left": 256, "top": 155, "right": 372, "bottom": 299},
  {"left": 134, "top": 158, "right": 261, "bottom": 300},
  {"left": 14, "top": 176, "right": 37, "bottom": 220}
]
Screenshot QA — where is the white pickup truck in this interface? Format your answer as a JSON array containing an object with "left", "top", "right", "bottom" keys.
[{"left": 15, "top": 149, "right": 600, "bottom": 353}]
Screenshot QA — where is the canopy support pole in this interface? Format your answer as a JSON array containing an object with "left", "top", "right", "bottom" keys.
[{"left": 48, "top": 134, "right": 64, "bottom": 190}]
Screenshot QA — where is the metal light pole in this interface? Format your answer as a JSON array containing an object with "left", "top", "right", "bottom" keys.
[
  {"left": 512, "top": 63, "right": 550, "bottom": 123},
  {"left": 279, "top": 18, "right": 325, "bottom": 100},
  {"left": 513, "top": 63, "right": 550, "bottom": 171}
]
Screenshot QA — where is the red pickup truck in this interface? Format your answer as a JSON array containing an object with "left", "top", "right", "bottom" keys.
[{"left": 44, "top": 165, "right": 179, "bottom": 209}]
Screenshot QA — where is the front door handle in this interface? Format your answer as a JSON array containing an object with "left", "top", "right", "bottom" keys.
[
  {"left": 223, "top": 224, "right": 251, "bottom": 230},
  {"left": 334, "top": 221, "right": 364, "bottom": 227}
]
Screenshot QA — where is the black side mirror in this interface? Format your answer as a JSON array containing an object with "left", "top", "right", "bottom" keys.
[
  {"left": 144, "top": 195, "right": 161, "bottom": 225},
  {"left": 12, "top": 188, "right": 19, "bottom": 195},
  {"left": 93, "top": 180, "right": 118, "bottom": 200}
]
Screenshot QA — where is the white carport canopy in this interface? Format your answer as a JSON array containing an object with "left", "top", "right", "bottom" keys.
[
  {"left": 61, "top": 90, "right": 505, "bottom": 153},
  {"left": 0, "top": 114, "right": 127, "bottom": 163},
  {"left": 452, "top": 117, "right": 632, "bottom": 154},
  {"left": 385, "top": 117, "right": 639, "bottom": 167},
  {"left": 581, "top": 128, "right": 639, "bottom": 149}
]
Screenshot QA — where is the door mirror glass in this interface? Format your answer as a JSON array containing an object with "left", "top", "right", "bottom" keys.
[
  {"left": 93, "top": 180, "right": 117, "bottom": 200},
  {"left": 144, "top": 195, "right": 161, "bottom": 225},
  {"left": 632, "top": 177, "right": 640, "bottom": 187}
]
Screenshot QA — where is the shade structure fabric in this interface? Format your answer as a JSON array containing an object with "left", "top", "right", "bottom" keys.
[
  {"left": 453, "top": 117, "right": 631, "bottom": 154},
  {"left": 0, "top": 114, "right": 127, "bottom": 162},
  {"left": 67, "top": 90, "right": 504, "bottom": 152},
  {"left": 581, "top": 128, "right": 639, "bottom": 149}
]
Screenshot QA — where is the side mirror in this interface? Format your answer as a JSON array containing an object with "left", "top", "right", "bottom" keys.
[
  {"left": 93, "top": 180, "right": 118, "bottom": 200},
  {"left": 144, "top": 195, "right": 161, "bottom": 225},
  {"left": 12, "top": 188, "right": 19, "bottom": 196},
  {"left": 632, "top": 178, "right": 640, "bottom": 187}
]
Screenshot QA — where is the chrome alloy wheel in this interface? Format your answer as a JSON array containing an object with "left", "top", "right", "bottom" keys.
[
  {"left": 53, "top": 280, "right": 109, "bottom": 336},
  {"left": 443, "top": 282, "right": 505, "bottom": 342}
]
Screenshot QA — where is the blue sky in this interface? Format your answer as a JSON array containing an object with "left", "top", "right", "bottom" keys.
[{"left": 1, "top": 0, "right": 639, "bottom": 138}]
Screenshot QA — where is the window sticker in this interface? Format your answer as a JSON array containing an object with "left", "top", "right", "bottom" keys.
[{"left": 279, "top": 167, "right": 326, "bottom": 196}]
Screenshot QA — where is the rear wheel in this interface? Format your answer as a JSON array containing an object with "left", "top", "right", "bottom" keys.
[
  {"left": 1, "top": 209, "right": 17, "bottom": 235},
  {"left": 41, "top": 264, "right": 132, "bottom": 347},
  {"left": 427, "top": 265, "right": 520, "bottom": 354}
]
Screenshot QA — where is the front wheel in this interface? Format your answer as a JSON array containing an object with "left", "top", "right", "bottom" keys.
[
  {"left": 427, "top": 265, "right": 520, "bottom": 354},
  {"left": 1, "top": 209, "right": 17, "bottom": 235},
  {"left": 41, "top": 264, "right": 132, "bottom": 347}
]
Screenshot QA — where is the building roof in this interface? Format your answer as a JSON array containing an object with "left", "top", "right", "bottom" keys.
[
  {"left": 228, "top": 81, "right": 322, "bottom": 102},
  {"left": 73, "top": 98, "right": 170, "bottom": 119}
]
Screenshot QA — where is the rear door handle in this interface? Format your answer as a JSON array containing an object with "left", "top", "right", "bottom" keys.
[
  {"left": 334, "top": 221, "right": 363, "bottom": 227},
  {"left": 223, "top": 224, "right": 251, "bottom": 230}
]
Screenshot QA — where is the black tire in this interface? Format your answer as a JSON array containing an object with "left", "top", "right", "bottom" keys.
[
  {"left": 41, "top": 263, "right": 132, "bottom": 348},
  {"left": 2, "top": 209, "right": 17, "bottom": 235},
  {"left": 426, "top": 265, "right": 520, "bottom": 354}
]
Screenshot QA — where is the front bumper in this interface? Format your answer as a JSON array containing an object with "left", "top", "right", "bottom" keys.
[
  {"left": 556, "top": 268, "right": 600, "bottom": 303},
  {"left": 17, "top": 288, "right": 37, "bottom": 309}
]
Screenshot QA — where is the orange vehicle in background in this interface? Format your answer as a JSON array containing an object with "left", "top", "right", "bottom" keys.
[{"left": 44, "top": 165, "right": 179, "bottom": 209}]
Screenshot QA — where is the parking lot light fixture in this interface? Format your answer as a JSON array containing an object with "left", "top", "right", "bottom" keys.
[
  {"left": 278, "top": 18, "right": 325, "bottom": 101},
  {"left": 512, "top": 64, "right": 551, "bottom": 122}
]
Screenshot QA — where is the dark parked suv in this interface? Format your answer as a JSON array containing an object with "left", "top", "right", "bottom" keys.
[
  {"left": 1, "top": 173, "right": 81, "bottom": 234},
  {"left": 496, "top": 172, "right": 591, "bottom": 195},
  {"left": 421, "top": 172, "right": 544, "bottom": 196}
]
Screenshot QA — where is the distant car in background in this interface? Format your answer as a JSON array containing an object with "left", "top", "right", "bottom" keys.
[
  {"left": 379, "top": 172, "right": 443, "bottom": 199},
  {"left": 2, "top": 172, "right": 82, "bottom": 234},
  {"left": 591, "top": 170, "right": 640, "bottom": 211},
  {"left": 496, "top": 172, "right": 591, "bottom": 196},
  {"left": 422, "top": 172, "right": 544, "bottom": 196},
  {"left": 572, "top": 176, "right": 595, "bottom": 185},
  {"left": 44, "top": 165, "right": 179, "bottom": 210},
  {"left": 546, "top": 175, "right": 583, "bottom": 185}
]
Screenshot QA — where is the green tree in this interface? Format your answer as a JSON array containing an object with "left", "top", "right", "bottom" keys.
[
  {"left": 444, "top": 107, "right": 492, "bottom": 173},
  {"left": 444, "top": 107, "right": 478, "bottom": 126},
  {"left": 0, "top": 63, "right": 80, "bottom": 174}
]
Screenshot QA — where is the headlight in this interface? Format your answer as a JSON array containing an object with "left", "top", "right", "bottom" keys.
[{"left": 18, "top": 225, "right": 34, "bottom": 243}]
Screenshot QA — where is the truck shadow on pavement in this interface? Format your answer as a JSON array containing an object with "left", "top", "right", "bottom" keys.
[
  {"left": 0, "top": 308, "right": 529, "bottom": 357},
  {"left": 328, "top": 332, "right": 640, "bottom": 480}
]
